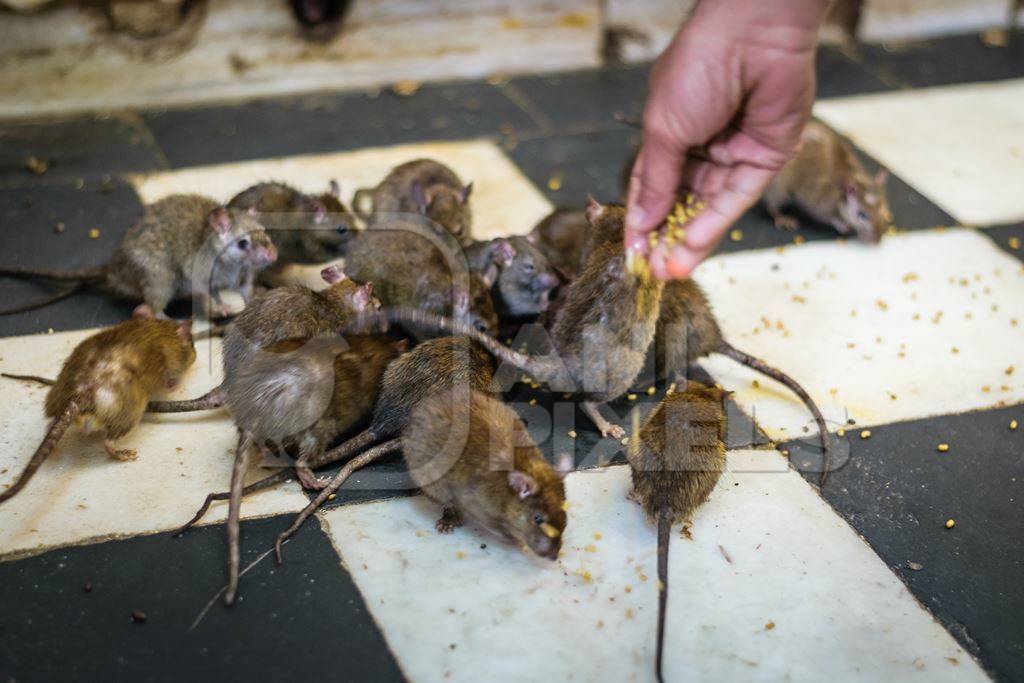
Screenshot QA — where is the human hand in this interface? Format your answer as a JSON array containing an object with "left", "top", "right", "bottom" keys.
[{"left": 625, "top": 0, "right": 828, "bottom": 279}]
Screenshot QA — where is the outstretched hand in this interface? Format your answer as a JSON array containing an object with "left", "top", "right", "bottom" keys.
[{"left": 625, "top": 0, "right": 828, "bottom": 279}]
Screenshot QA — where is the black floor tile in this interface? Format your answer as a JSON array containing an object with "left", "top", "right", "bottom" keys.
[
  {"left": 784, "top": 403, "right": 1024, "bottom": 681},
  {"left": 507, "top": 127, "right": 638, "bottom": 207},
  {"left": 983, "top": 223, "right": 1024, "bottom": 264},
  {"left": 0, "top": 114, "right": 166, "bottom": 185},
  {"left": 0, "top": 179, "right": 145, "bottom": 337},
  {"left": 506, "top": 65, "right": 650, "bottom": 133},
  {"left": 816, "top": 44, "right": 898, "bottom": 98},
  {"left": 856, "top": 30, "right": 1024, "bottom": 89},
  {"left": 0, "top": 515, "right": 405, "bottom": 683},
  {"left": 143, "top": 81, "right": 540, "bottom": 169}
]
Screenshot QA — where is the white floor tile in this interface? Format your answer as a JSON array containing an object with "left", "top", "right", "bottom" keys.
[
  {"left": 0, "top": 0, "right": 601, "bottom": 119},
  {"left": 693, "top": 228, "right": 1024, "bottom": 441},
  {"left": 320, "top": 453, "right": 987, "bottom": 683},
  {"left": 0, "top": 329, "right": 307, "bottom": 559},
  {"left": 815, "top": 79, "right": 1024, "bottom": 226},
  {"left": 858, "top": 0, "right": 1010, "bottom": 42},
  {"left": 130, "top": 139, "right": 553, "bottom": 288}
]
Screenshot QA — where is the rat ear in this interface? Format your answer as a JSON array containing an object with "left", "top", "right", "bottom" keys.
[
  {"left": 452, "top": 284, "right": 470, "bottom": 315},
  {"left": 843, "top": 180, "right": 859, "bottom": 200},
  {"left": 555, "top": 452, "right": 573, "bottom": 480},
  {"left": 176, "top": 318, "right": 194, "bottom": 342},
  {"left": 459, "top": 182, "right": 473, "bottom": 204},
  {"left": 525, "top": 231, "right": 538, "bottom": 244},
  {"left": 395, "top": 338, "right": 409, "bottom": 354},
  {"left": 507, "top": 470, "right": 539, "bottom": 499},
  {"left": 493, "top": 238, "right": 516, "bottom": 267},
  {"left": 585, "top": 195, "right": 605, "bottom": 225},
  {"left": 320, "top": 265, "right": 346, "bottom": 284},
  {"left": 874, "top": 168, "right": 890, "bottom": 187},
  {"left": 329, "top": 179, "right": 341, "bottom": 198},
  {"left": 132, "top": 304, "right": 156, "bottom": 319},
  {"left": 353, "top": 282, "right": 375, "bottom": 310},
  {"left": 480, "top": 265, "right": 500, "bottom": 289},
  {"left": 411, "top": 181, "right": 429, "bottom": 213},
  {"left": 207, "top": 207, "right": 233, "bottom": 234}
]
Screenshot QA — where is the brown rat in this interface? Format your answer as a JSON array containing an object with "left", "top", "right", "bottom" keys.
[
  {"left": 0, "top": 306, "right": 196, "bottom": 505},
  {"left": 465, "top": 236, "right": 561, "bottom": 319},
  {"left": 275, "top": 387, "right": 571, "bottom": 564},
  {"left": 343, "top": 218, "right": 499, "bottom": 336},
  {"left": 528, "top": 207, "right": 590, "bottom": 280},
  {"left": 762, "top": 120, "right": 891, "bottom": 243},
  {"left": 626, "top": 381, "right": 728, "bottom": 683},
  {"left": 0, "top": 194, "right": 278, "bottom": 318},
  {"left": 353, "top": 158, "right": 474, "bottom": 245},
  {"left": 227, "top": 180, "right": 358, "bottom": 265}
]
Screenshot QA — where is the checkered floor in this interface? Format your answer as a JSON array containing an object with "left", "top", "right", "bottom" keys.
[{"left": 0, "top": 33, "right": 1022, "bottom": 683}]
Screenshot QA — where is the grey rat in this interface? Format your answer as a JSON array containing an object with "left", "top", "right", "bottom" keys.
[
  {"left": 0, "top": 194, "right": 277, "bottom": 318},
  {"left": 228, "top": 180, "right": 358, "bottom": 265},
  {"left": 0, "top": 306, "right": 196, "bottom": 505},
  {"left": 763, "top": 120, "right": 891, "bottom": 243},
  {"left": 275, "top": 388, "right": 571, "bottom": 564},
  {"left": 353, "top": 158, "right": 474, "bottom": 246},
  {"left": 465, "top": 235, "right": 561, "bottom": 318},
  {"left": 626, "top": 381, "right": 728, "bottom": 683}
]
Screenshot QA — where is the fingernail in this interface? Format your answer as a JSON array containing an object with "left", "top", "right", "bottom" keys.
[
  {"left": 667, "top": 246, "right": 695, "bottom": 279},
  {"left": 625, "top": 206, "right": 646, "bottom": 232}
]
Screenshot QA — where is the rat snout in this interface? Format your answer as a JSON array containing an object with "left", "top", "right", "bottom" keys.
[
  {"left": 529, "top": 532, "right": 561, "bottom": 560},
  {"left": 535, "top": 272, "right": 560, "bottom": 292},
  {"left": 258, "top": 244, "right": 278, "bottom": 265}
]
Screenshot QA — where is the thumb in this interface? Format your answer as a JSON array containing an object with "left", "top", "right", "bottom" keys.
[{"left": 624, "top": 128, "right": 687, "bottom": 248}]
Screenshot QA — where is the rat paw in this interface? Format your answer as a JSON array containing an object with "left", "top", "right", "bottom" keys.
[
  {"left": 435, "top": 507, "right": 463, "bottom": 533},
  {"left": 106, "top": 443, "right": 138, "bottom": 461},
  {"left": 601, "top": 424, "right": 626, "bottom": 440},
  {"left": 295, "top": 467, "right": 327, "bottom": 491},
  {"left": 773, "top": 214, "right": 800, "bottom": 231}
]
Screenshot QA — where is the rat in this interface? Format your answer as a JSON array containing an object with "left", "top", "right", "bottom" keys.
[
  {"left": 762, "top": 120, "right": 891, "bottom": 243},
  {"left": 352, "top": 159, "right": 474, "bottom": 246},
  {"left": 274, "top": 387, "right": 572, "bottom": 564},
  {"left": 0, "top": 306, "right": 195, "bottom": 505},
  {"left": 528, "top": 207, "right": 590, "bottom": 280},
  {"left": 227, "top": 180, "right": 358, "bottom": 266},
  {"left": 466, "top": 236, "right": 561, "bottom": 319},
  {"left": 343, "top": 218, "right": 499, "bottom": 336},
  {"left": 183, "top": 334, "right": 496, "bottom": 539},
  {"left": 626, "top": 381, "right": 728, "bottom": 683},
  {"left": 337, "top": 199, "right": 663, "bottom": 440},
  {"left": 0, "top": 194, "right": 277, "bottom": 318}
]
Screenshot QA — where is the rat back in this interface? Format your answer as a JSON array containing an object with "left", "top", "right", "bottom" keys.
[
  {"left": 370, "top": 336, "right": 494, "bottom": 437},
  {"left": 628, "top": 383, "right": 727, "bottom": 523},
  {"left": 764, "top": 121, "right": 854, "bottom": 225},
  {"left": 46, "top": 318, "right": 196, "bottom": 439},
  {"left": 530, "top": 208, "right": 589, "bottom": 280},
  {"left": 655, "top": 279, "right": 723, "bottom": 377}
]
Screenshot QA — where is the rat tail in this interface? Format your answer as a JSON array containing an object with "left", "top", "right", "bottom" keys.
[
  {"left": 0, "top": 400, "right": 81, "bottom": 504},
  {"left": 2, "top": 372, "right": 56, "bottom": 386},
  {"left": 147, "top": 386, "right": 226, "bottom": 413},
  {"left": 224, "top": 432, "right": 253, "bottom": 607},
  {"left": 0, "top": 283, "right": 85, "bottom": 316},
  {"left": 655, "top": 508, "right": 671, "bottom": 683},
  {"left": 718, "top": 341, "right": 832, "bottom": 487},
  {"left": 275, "top": 438, "right": 401, "bottom": 565},
  {"left": 348, "top": 308, "right": 562, "bottom": 386},
  {"left": 0, "top": 265, "right": 105, "bottom": 282},
  {"left": 173, "top": 469, "right": 294, "bottom": 537}
]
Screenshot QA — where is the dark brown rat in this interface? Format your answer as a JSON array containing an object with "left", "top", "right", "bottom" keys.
[
  {"left": 343, "top": 217, "right": 499, "bottom": 336},
  {"left": 275, "top": 387, "right": 571, "bottom": 564},
  {"left": 528, "top": 207, "right": 590, "bottom": 280},
  {"left": 353, "top": 158, "right": 474, "bottom": 245},
  {"left": 626, "top": 381, "right": 728, "bottom": 683},
  {"left": 227, "top": 180, "right": 358, "bottom": 265},
  {"left": 763, "top": 120, "right": 891, "bottom": 243},
  {"left": 465, "top": 235, "right": 561, "bottom": 319},
  {"left": 0, "top": 306, "right": 196, "bottom": 505},
  {"left": 0, "top": 194, "right": 278, "bottom": 318}
]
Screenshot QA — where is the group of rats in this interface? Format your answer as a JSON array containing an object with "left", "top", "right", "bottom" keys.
[{"left": 0, "top": 124, "right": 890, "bottom": 682}]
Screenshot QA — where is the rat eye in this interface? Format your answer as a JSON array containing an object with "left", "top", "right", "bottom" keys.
[
  {"left": 522, "top": 261, "right": 535, "bottom": 273},
  {"left": 533, "top": 513, "right": 546, "bottom": 526},
  {"left": 857, "top": 211, "right": 869, "bottom": 222},
  {"left": 237, "top": 238, "right": 250, "bottom": 250},
  {"left": 336, "top": 224, "right": 348, "bottom": 234},
  {"left": 474, "top": 320, "right": 489, "bottom": 334}
]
